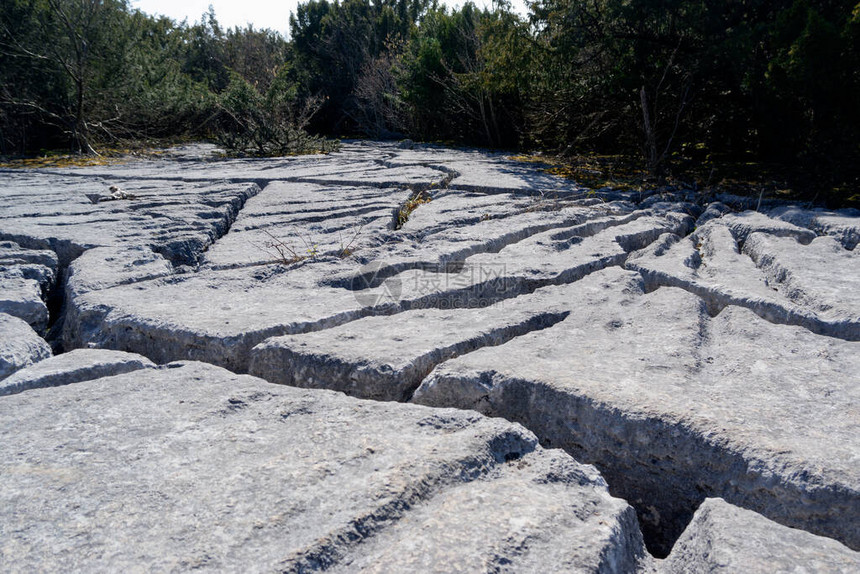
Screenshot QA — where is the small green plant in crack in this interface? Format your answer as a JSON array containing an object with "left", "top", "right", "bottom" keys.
[{"left": 395, "top": 190, "right": 432, "bottom": 229}]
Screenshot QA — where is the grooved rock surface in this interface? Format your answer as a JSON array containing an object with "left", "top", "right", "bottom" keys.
[
  {"left": 720, "top": 211, "right": 817, "bottom": 244},
  {"left": 0, "top": 312, "right": 52, "bottom": 380},
  {"left": 743, "top": 233, "right": 860, "bottom": 326},
  {"left": 626, "top": 218, "right": 860, "bottom": 340},
  {"left": 0, "top": 176, "right": 260, "bottom": 265},
  {"left": 0, "top": 240, "right": 59, "bottom": 270},
  {"left": 770, "top": 205, "right": 860, "bottom": 249},
  {"left": 660, "top": 498, "right": 860, "bottom": 573},
  {"left": 413, "top": 268, "right": 860, "bottom": 555},
  {"left": 62, "top": 262, "right": 385, "bottom": 372},
  {"left": 0, "top": 348, "right": 154, "bottom": 396},
  {"left": 0, "top": 361, "right": 652, "bottom": 572},
  {"left": 248, "top": 285, "right": 574, "bottom": 401},
  {"left": 56, "top": 145, "right": 669, "bottom": 372},
  {"left": 200, "top": 181, "right": 402, "bottom": 270},
  {"left": 3, "top": 141, "right": 859, "bottom": 569}
]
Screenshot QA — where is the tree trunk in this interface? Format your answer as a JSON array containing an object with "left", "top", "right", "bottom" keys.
[{"left": 640, "top": 86, "right": 658, "bottom": 175}]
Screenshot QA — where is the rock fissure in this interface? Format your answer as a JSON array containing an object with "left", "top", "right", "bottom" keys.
[
  {"left": 248, "top": 308, "right": 571, "bottom": 402},
  {"left": 336, "top": 209, "right": 649, "bottom": 292}
]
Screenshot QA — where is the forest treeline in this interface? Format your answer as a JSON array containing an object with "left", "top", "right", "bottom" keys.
[{"left": 1, "top": 0, "right": 858, "bottom": 193}]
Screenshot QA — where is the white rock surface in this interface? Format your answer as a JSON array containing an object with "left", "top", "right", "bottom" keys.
[
  {"left": 661, "top": 498, "right": 860, "bottom": 573},
  {"left": 64, "top": 245, "right": 174, "bottom": 298},
  {"left": 413, "top": 268, "right": 860, "bottom": 555},
  {"left": 0, "top": 176, "right": 260, "bottom": 265},
  {"left": 200, "top": 181, "right": 401, "bottom": 269},
  {"left": 743, "top": 232, "right": 860, "bottom": 326},
  {"left": 0, "top": 348, "right": 154, "bottom": 396},
  {"left": 0, "top": 240, "right": 59, "bottom": 270},
  {"left": 0, "top": 361, "right": 651, "bottom": 572},
  {"left": 3, "top": 141, "right": 860, "bottom": 568},
  {"left": 0, "top": 272, "right": 48, "bottom": 330},
  {"left": 626, "top": 219, "right": 860, "bottom": 339},
  {"left": 720, "top": 210, "right": 817, "bottom": 244},
  {"left": 0, "top": 241, "right": 58, "bottom": 330},
  {"left": 249, "top": 285, "right": 574, "bottom": 401},
  {"left": 0, "top": 312, "right": 51, "bottom": 380},
  {"left": 770, "top": 205, "right": 860, "bottom": 249}
]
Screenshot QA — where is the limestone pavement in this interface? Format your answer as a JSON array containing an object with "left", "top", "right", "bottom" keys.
[{"left": 1, "top": 141, "right": 858, "bottom": 570}]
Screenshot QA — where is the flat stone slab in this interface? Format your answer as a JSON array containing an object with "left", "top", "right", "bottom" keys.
[
  {"left": 249, "top": 285, "right": 574, "bottom": 401},
  {"left": 0, "top": 176, "right": 260, "bottom": 265},
  {"left": 0, "top": 240, "right": 58, "bottom": 271},
  {"left": 340, "top": 208, "right": 691, "bottom": 311},
  {"left": 54, "top": 147, "right": 640, "bottom": 372},
  {"left": 355, "top": 204, "right": 601, "bottom": 278},
  {"left": 661, "top": 498, "right": 860, "bottom": 573},
  {"left": 743, "top": 233, "right": 860, "bottom": 326},
  {"left": 0, "top": 312, "right": 51, "bottom": 380},
  {"left": 64, "top": 246, "right": 174, "bottom": 298},
  {"left": 398, "top": 190, "right": 534, "bottom": 235},
  {"left": 0, "top": 348, "right": 154, "bottom": 396},
  {"left": 63, "top": 263, "right": 385, "bottom": 372},
  {"left": 0, "top": 361, "right": 651, "bottom": 572},
  {"left": 64, "top": 206, "right": 690, "bottom": 373},
  {"left": 201, "top": 181, "right": 401, "bottom": 269},
  {"left": 447, "top": 157, "right": 584, "bottom": 196},
  {"left": 413, "top": 268, "right": 860, "bottom": 555},
  {"left": 719, "top": 211, "right": 817, "bottom": 244},
  {"left": 770, "top": 205, "right": 860, "bottom": 249},
  {"left": 290, "top": 163, "right": 449, "bottom": 190}
]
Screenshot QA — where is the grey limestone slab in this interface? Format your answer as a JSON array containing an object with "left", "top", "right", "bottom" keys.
[
  {"left": 0, "top": 312, "right": 51, "bottom": 380},
  {"left": 0, "top": 360, "right": 651, "bottom": 572},
  {"left": 0, "top": 348, "right": 154, "bottom": 396}
]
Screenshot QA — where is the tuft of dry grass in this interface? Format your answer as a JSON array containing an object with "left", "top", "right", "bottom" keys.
[
  {"left": 395, "top": 190, "right": 432, "bottom": 229},
  {"left": 0, "top": 144, "right": 177, "bottom": 169}
]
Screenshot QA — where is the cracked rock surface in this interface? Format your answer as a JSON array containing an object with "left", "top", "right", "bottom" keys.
[
  {"left": 413, "top": 268, "right": 860, "bottom": 554},
  {"left": 0, "top": 361, "right": 651, "bottom": 572},
  {"left": 660, "top": 498, "right": 860, "bottom": 573},
  {"left": 627, "top": 218, "right": 860, "bottom": 340},
  {"left": 0, "top": 348, "right": 154, "bottom": 396},
  {"left": 0, "top": 312, "right": 52, "bottom": 380},
  {"left": 0, "top": 241, "right": 58, "bottom": 331},
  {"left": 1, "top": 140, "right": 858, "bottom": 569}
]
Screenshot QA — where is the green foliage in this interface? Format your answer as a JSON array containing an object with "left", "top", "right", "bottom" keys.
[
  {"left": 516, "top": 0, "right": 859, "bottom": 190},
  {"left": 395, "top": 3, "right": 530, "bottom": 146},
  {"left": 0, "top": 0, "right": 318, "bottom": 156},
  {"left": 288, "top": 0, "right": 433, "bottom": 134},
  {"left": 213, "top": 71, "right": 338, "bottom": 156},
  {"left": 1, "top": 0, "right": 857, "bottom": 198},
  {"left": 1, "top": 0, "right": 134, "bottom": 152}
]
